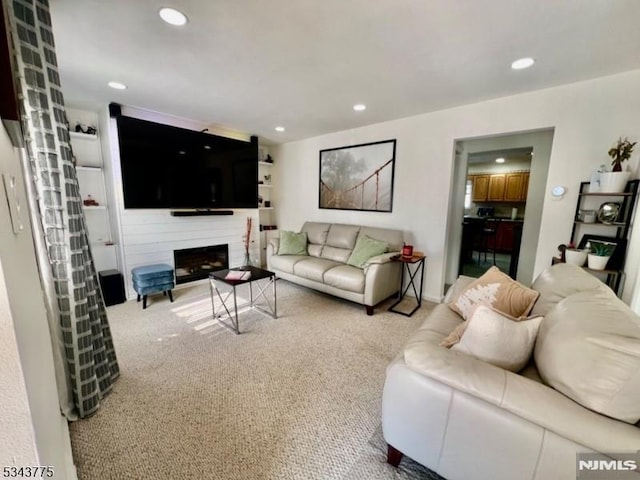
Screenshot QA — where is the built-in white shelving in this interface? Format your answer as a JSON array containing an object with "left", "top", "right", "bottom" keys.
[
  {"left": 68, "top": 108, "right": 117, "bottom": 272},
  {"left": 69, "top": 131, "right": 97, "bottom": 141},
  {"left": 258, "top": 150, "right": 277, "bottom": 266}
]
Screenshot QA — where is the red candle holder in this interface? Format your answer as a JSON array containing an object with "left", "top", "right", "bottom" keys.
[{"left": 402, "top": 245, "right": 414, "bottom": 258}]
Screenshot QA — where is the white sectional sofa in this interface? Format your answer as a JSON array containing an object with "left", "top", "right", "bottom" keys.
[
  {"left": 382, "top": 263, "right": 640, "bottom": 480},
  {"left": 266, "top": 222, "right": 403, "bottom": 314}
]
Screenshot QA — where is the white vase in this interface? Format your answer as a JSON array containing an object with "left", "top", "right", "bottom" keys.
[
  {"left": 587, "top": 254, "right": 610, "bottom": 270},
  {"left": 599, "top": 171, "right": 630, "bottom": 193},
  {"left": 565, "top": 249, "right": 587, "bottom": 267}
]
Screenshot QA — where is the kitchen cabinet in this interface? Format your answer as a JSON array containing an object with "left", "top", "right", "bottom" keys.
[
  {"left": 488, "top": 174, "right": 506, "bottom": 201},
  {"left": 487, "top": 220, "right": 520, "bottom": 252},
  {"left": 504, "top": 173, "right": 525, "bottom": 201},
  {"left": 520, "top": 172, "right": 530, "bottom": 201},
  {"left": 497, "top": 221, "right": 516, "bottom": 251},
  {"left": 471, "top": 175, "right": 489, "bottom": 202},
  {"left": 505, "top": 172, "right": 529, "bottom": 202},
  {"left": 469, "top": 172, "right": 529, "bottom": 203}
]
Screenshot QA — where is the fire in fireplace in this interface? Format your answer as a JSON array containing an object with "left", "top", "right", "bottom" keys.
[{"left": 173, "top": 244, "right": 229, "bottom": 284}]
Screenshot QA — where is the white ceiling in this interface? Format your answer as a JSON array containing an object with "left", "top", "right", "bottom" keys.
[
  {"left": 468, "top": 147, "right": 532, "bottom": 166},
  {"left": 49, "top": 1, "right": 640, "bottom": 144}
]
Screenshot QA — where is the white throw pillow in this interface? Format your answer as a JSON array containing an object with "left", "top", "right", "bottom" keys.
[{"left": 452, "top": 305, "right": 542, "bottom": 372}]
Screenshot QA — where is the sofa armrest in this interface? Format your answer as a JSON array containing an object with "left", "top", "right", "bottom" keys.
[
  {"left": 364, "top": 251, "right": 401, "bottom": 266},
  {"left": 266, "top": 238, "right": 280, "bottom": 262},
  {"left": 363, "top": 260, "right": 402, "bottom": 306}
]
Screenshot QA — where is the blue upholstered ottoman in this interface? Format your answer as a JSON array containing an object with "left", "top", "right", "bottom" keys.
[{"left": 131, "top": 264, "right": 175, "bottom": 309}]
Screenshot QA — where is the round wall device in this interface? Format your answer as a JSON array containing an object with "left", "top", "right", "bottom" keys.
[{"left": 551, "top": 186, "right": 566, "bottom": 198}]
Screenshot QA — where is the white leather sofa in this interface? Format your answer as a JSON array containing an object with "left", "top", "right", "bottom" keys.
[
  {"left": 266, "top": 222, "right": 403, "bottom": 314},
  {"left": 382, "top": 263, "right": 640, "bottom": 480}
]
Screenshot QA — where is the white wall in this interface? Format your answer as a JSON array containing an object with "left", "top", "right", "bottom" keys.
[
  {"left": 0, "top": 126, "right": 76, "bottom": 477},
  {"left": 272, "top": 70, "right": 640, "bottom": 302},
  {"left": 0, "top": 257, "right": 38, "bottom": 467}
]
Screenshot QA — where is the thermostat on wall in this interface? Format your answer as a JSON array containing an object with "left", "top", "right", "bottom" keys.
[{"left": 551, "top": 186, "right": 566, "bottom": 198}]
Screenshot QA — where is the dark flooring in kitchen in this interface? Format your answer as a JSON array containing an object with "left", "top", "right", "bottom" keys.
[{"left": 461, "top": 252, "right": 511, "bottom": 278}]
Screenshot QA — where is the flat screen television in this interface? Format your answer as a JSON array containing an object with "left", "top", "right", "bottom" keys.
[{"left": 116, "top": 115, "right": 258, "bottom": 209}]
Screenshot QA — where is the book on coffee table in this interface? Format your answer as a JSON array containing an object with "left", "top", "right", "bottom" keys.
[{"left": 225, "top": 270, "right": 251, "bottom": 281}]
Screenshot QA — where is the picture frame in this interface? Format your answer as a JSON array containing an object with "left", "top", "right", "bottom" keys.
[
  {"left": 319, "top": 139, "right": 396, "bottom": 212},
  {"left": 577, "top": 234, "right": 626, "bottom": 270}
]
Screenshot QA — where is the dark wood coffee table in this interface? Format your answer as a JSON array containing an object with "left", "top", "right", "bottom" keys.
[{"left": 208, "top": 266, "right": 277, "bottom": 334}]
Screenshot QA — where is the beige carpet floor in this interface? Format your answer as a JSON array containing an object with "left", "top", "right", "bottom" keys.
[{"left": 70, "top": 279, "right": 441, "bottom": 479}]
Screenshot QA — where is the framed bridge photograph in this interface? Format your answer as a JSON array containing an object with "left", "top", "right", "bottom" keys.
[{"left": 319, "top": 139, "right": 396, "bottom": 212}]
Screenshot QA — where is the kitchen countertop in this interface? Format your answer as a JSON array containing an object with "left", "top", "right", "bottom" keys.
[{"left": 464, "top": 215, "right": 525, "bottom": 222}]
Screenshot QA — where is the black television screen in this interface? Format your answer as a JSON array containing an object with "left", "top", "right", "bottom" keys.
[{"left": 116, "top": 115, "right": 258, "bottom": 209}]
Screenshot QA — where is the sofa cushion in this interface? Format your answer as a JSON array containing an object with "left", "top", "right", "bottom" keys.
[
  {"left": 359, "top": 226, "right": 404, "bottom": 252},
  {"left": 530, "top": 263, "right": 614, "bottom": 316},
  {"left": 325, "top": 224, "right": 360, "bottom": 249},
  {"left": 449, "top": 266, "right": 539, "bottom": 320},
  {"left": 347, "top": 234, "right": 388, "bottom": 268},
  {"left": 534, "top": 289, "right": 640, "bottom": 424},
  {"left": 307, "top": 244, "right": 323, "bottom": 258},
  {"left": 320, "top": 246, "right": 352, "bottom": 263},
  {"left": 278, "top": 230, "right": 308, "bottom": 255},
  {"left": 443, "top": 275, "right": 475, "bottom": 303},
  {"left": 451, "top": 305, "right": 542, "bottom": 372},
  {"left": 268, "top": 254, "right": 307, "bottom": 274},
  {"left": 293, "top": 258, "right": 342, "bottom": 282},
  {"left": 323, "top": 265, "right": 365, "bottom": 293},
  {"left": 301, "top": 222, "right": 331, "bottom": 245}
]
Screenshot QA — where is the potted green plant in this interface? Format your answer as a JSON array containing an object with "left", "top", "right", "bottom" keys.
[
  {"left": 600, "top": 137, "right": 636, "bottom": 193},
  {"left": 587, "top": 241, "right": 615, "bottom": 270},
  {"left": 609, "top": 137, "right": 636, "bottom": 171}
]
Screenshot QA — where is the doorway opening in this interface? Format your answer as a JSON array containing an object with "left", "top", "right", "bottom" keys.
[
  {"left": 444, "top": 129, "right": 555, "bottom": 288},
  {"left": 460, "top": 147, "right": 531, "bottom": 278}
]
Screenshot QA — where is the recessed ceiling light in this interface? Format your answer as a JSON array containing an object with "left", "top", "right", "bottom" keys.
[
  {"left": 203, "top": 145, "right": 211, "bottom": 150},
  {"left": 495, "top": 158, "right": 506, "bottom": 164},
  {"left": 275, "top": 126, "right": 285, "bottom": 132},
  {"left": 353, "top": 104, "right": 367, "bottom": 111},
  {"left": 159, "top": 7, "right": 188, "bottom": 26},
  {"left": 107, "top": 81, "right": 127, "bottom": 90},
  {"left": 511, "top": 57, "right": 535, "bottom": 70}
]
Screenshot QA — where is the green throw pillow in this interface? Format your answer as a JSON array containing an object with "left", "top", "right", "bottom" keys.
[
  {"left": 278, "top": 231, "right": 308, "bottom": 255},
  {"left": 347, "top": 234, "right": 388, "bottom": 268}
]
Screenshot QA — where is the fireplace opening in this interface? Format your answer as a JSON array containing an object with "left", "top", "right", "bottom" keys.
[{"left": 174, "top": 244, "right": 229, "bottom": 284}]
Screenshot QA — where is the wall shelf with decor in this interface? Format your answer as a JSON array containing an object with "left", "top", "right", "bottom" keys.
[
  {"left": 68, "top": 108, "right": 118, "bottom": 272},
  {"left": 258, "top": 148, "right": 277, "bottom": 266},
  {"left": 558, "top": 179, "right": 639, "bottom": 295},
  {"left": 69, "top": 131, "right": 98, "bottom": 141}
]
